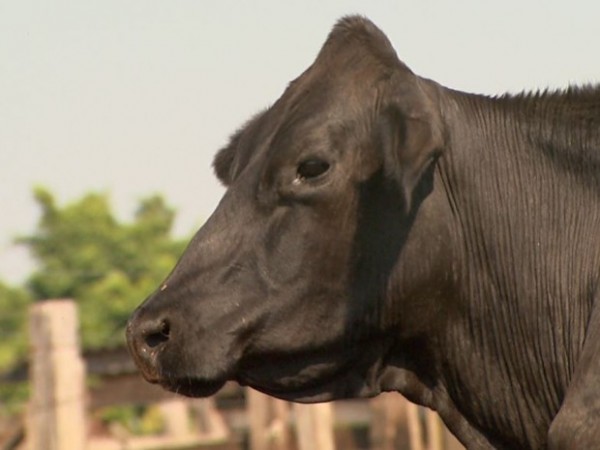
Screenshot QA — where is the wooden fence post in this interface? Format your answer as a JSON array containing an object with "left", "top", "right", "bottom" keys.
[
  {"left": 159, "top": 397, "right": 191, "bottom": 439},
  {"left": 27, "top": 299, "right": 87, "bottom": 450},
  {"left": 192, "top": 397, "right": 230, "bottom": 441},
  {"left": 444, "top": 425, "right": 466, "bottom": 450},
  {"left": 247, "top": 388, "right": 291, "bottom": 450},
  {"left": 425, "top": 409, "right": 444, "bottom": 450},
  {"left": 294, "top": 403, "right": 335, "bottom": 450},
  {"left": 406, "top": 402, "right": 424, "bottom": 450},
  {"left": 370, "top": 392, "right": 411, "bottom": 450},
  {"left": 248, "top": 389, "right": 270, "bottom": 450}
]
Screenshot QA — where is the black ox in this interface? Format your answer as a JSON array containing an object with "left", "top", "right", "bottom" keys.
[{"left": 127, "top": 17, "right": 600, "bottom": 449}]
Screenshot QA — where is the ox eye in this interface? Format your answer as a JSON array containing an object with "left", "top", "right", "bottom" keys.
[{"left": 296, "top": 158, "right": 330, "bottom": 180}]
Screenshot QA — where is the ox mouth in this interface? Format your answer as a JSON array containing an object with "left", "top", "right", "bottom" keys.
[
  {"left": 134, "top": 357, "right": 229, "bottom": 398},
  {"left": 127, "top": 336, "right": 230, "bottom": 398},
  {"left": 134, "top": 356, "right": 230, "bottom": 398}
]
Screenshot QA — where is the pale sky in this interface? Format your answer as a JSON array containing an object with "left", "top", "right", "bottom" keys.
[{"left": 1, "top": 0, "right": 599, "bottom": 284}]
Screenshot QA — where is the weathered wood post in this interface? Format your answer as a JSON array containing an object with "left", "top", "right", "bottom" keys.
[
  {"left": 370, "top": 392, "right": 410, "bottom": 450},
  {"left": 406, "top": 402, "right": 424, "bottom": 450},
  {"left": 247, "top": 388, "right": 291, "bottom": 450},
  {"left": 159, "top": 397, "right": 192, "bottom": 439},
  {"left": 294, "top": 403, "right": 335, "bottom": 450},
  {"left": 425, "top": 409, "right": 444, "bottom": 450},
  {"left": 248, "top": 388, "right": 270, "bottom": 450},
  {"left": 27, "top": 299, "right": 87, "bottom": 450},
  {"left": 192, "top": 397, "right": 230, "bottom": 442},
  {"left": 371, "top": 394, "right": 465, "bottom": 450},
  {"left": 444, "top": 425, "right": 466, "bottom": 450}
]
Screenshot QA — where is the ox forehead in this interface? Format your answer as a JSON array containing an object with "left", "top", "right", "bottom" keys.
[{"left": 127, "top": 16, "right": 600, "bottom": 450}]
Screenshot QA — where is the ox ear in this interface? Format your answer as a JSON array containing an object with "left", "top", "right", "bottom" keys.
[
  {"left": 213, "top": 109, "right": 268, "bottom": 186},
  {"left": 379, "top": 73, "right": 444, "bottom": 213},
  {"left": 213, "top": 132, "right": 241, "bottom": 186}
]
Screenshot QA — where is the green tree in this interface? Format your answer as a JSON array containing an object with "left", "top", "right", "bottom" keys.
[
  {"left": 0, "top": 281, "right": 31, "bottom": 371},
  {"left": 19, "top": 188, "right": 189, "bottom": 349}
]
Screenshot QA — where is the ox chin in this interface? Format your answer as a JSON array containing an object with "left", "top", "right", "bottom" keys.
[
  {"left": 242, "top": 380, "right": 353, "bottom": 404},
  {"left": 236, "top": 363, "right": 381, "bottom": 404},
  {"left": 158, "top": 377, "right": 227, "bottom": 398},
  {"left": 244, "top": 379, "right": 380, "bottom": 404}
]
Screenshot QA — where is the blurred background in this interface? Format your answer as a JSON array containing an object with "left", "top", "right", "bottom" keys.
[{"left": 1, "top": 1, "right": 598, "bottom": 449}]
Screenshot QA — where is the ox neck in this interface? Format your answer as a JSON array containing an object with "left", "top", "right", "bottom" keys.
[{"left": 420, "top": 85, "right": 600, "bottom": 448}]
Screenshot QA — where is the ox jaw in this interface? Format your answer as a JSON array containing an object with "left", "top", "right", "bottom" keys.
[
  {"left": 233, "top": 349, "right": 424, "bottom": 404},
  {"left": 129, "top": 315, "right": 401, "bottom": 403},
  {"left": 233, "top": 337, "right": 403, "bottom": 403}
]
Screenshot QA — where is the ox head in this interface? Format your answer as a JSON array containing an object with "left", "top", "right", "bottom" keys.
[{"left": 127, "top": 16, "right": 447, "bottom": 402}]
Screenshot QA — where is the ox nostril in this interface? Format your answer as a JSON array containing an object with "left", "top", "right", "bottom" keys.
[{"left": 144, "top": 319, "right": 171, "bottom": 349}]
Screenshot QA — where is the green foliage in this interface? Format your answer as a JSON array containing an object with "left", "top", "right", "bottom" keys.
[
  {"left": 18, "top": 187, "right": 189, "bottom": 349},
  {"left": 95, "top": 404, "right": 165, "bottom": 435},
  {"left": 0, "top": 282, "right": 31, "bottom": 372},
  {"left": 0, "top": 382, "right": 29, "bottom": 417}
]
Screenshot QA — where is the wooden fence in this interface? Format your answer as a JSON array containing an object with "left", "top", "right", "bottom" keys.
[{"left": 18, "top": 299, "right": 464, "bottom": 450}]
